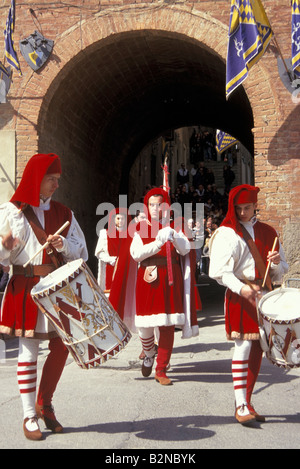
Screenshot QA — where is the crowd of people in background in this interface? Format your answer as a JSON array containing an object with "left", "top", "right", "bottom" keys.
[
  {"left": 174, "top": 161, "right": 237, "bottom": 275},
  {"left": 189, "top": 128, "right": 217, "bottom": 163},
  {"left": 174, "top": 162, "right": 229, "bottom": 219}
]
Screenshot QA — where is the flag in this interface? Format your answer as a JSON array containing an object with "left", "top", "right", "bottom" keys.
[
  {"left": 4, "top": 0, "right": 22, "bottom": 75},
  {"left": 226, "top": 0, "right": 273, "bottom": 98},
  {"left": 0, "top": 61, "right": 12, "bottom": 103},
  {"left": 292, "top": 0, "right": 300, "bottom": 78},
  {"left": 216, "top": 130, "right": 238, "bottom": 154}
]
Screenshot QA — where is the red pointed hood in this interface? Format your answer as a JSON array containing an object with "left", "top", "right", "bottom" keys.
[
  {"left": 221, "top": 184, "right": 260, "bottom": 237},
  {"left": 143, "top": 187, "right": 171, "bottom": 222},
  {"left": 10, "top": 153, "right": 62, "bottom": 207}
]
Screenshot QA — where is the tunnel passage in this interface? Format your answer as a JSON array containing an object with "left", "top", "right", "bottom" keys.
[{"left": 37, "top": 29, "right": 254, "bottom": 270}]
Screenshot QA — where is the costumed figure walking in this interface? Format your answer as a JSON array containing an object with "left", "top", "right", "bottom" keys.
[
  {"left": 0, "top": 153, "right": 88, "bottom": 440},
  {"left": 95, "top": 207, "right": 136, "bottom": 332},
  {"left": 95, "top": 208, "right": 126, "bottom": 292},
  {"left": 209, "top": 184, "right": 288, "bottom": 425},
  {"left": 130, "top": 187, "right": 197, "bottom": 385}
]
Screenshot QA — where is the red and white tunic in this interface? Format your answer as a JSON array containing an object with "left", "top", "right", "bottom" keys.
[
  {"left": 130, "top": 221, "right": 190, "bottom": 329},
  {"left": 209, "top": 218, "right": 288, "bottom": 340},
  {"left": 0, "top": 198, "right": 88, "bottom": 338}
]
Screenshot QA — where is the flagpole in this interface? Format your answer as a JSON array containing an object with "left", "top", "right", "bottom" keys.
[
  {"left": 161, "top": 148, "right": 174, "bottom": 287},
  {"left": 272, "top": 35, "right": 293, "bottom": 82},
  {"left": 1, "top": 56, "right": 7, "bottom": 89}
]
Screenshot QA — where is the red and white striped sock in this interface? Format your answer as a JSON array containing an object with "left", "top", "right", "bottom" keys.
[
  {"left": 17, "top": 338, "right": 39, "bottom": 419},
  {"left": 232, "top": 339, "right": 251, "bottom": 408},
  {"left": 138, "top": 327, "right": 156, "bottom": 357}
]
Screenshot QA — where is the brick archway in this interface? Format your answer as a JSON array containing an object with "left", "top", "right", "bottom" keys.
[{"left": 15, "top": 4, "right": 278, "bottom": 267}]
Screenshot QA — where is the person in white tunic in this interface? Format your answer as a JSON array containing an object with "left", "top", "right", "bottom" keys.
[
  {"left": 0, "top": 153, "right": 88, "bottom": 440},
  {"left": 209, "top": 184, "right": 288, "bottom": 425}
]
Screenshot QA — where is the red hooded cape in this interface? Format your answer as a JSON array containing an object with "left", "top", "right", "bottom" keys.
[
  {"left": 221, "top": 184, "right": 260, "bottom": 238},
  {"left": 11, "top": 153, "right": 62, "bottom": 207}
]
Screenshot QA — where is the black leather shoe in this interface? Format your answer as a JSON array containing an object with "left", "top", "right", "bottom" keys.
[{"left": 141, "top": 355, "right": 155, "bottom": 377}]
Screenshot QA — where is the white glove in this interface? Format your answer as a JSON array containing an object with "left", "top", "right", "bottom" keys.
[
  {"left": 109, "top": 256, "right": 117, "bottom": 266},
  {"left": 155, "top": 226, "right": 174, "bottom": 247}
]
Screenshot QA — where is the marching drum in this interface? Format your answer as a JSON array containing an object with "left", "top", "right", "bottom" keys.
[
  {"left": 258, "top": 287, "right": 300, "bottom": 368},
  {"left": 31, "top": 259, "right": 131, "bottom": 369}
]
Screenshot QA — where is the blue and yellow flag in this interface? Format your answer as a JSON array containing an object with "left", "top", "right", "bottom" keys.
[
  {"left": 292, "top": 0, "right": 300, "bottom": 78},
  {"left": 226, "top": 0, "right": 273, "bottom": 98},
  {"left": 4, "top": 0, "right": 22, "bottom": 75},
  {"left": 216, "top": 130, "right": 238, "bottom": 154}
]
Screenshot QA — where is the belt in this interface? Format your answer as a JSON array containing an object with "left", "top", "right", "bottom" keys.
[
  {"left": 13, "top": 264, "right": 56, "bottom": 277},
  {"left": 141, "top": 257, "right": 179, "bottom": 267}
]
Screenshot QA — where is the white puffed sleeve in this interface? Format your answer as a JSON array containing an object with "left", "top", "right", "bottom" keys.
[
  {"left": 209, "top": 227, "right": 246, "bottom": 295},
  {"left": 56, "top": 212, "right": 88, "bottom": 262},
  {"left": 94, "top": 229, "right": 117, "bottom": 288},
  {"left": 94, "top": 229, "right": 117, "bottom": 266},
  {"left": 130, "top": 232, "right": 162, "bottom": 263},
  {"left": 0, "top": 202, "right": 27, "bottom": 265}
]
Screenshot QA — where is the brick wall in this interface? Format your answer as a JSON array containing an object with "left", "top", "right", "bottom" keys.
[{"left": 0, "top": 0, "right": 299, "bottom": 274}]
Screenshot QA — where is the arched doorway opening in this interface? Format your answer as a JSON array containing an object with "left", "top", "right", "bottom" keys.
[{"left": 37, "top": 30, "right": 254, "bottom": 272}]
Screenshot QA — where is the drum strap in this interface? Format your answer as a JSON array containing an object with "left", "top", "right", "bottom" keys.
[
  {"left": 240, "top": 225, "right": 272, "bottom": 291},
  {"left": 13, "top": 202, "right": 61, "bottom": 269}
]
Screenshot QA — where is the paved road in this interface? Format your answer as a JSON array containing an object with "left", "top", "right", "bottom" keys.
[{"left": 1, "top": 276, "right": 300, "bottom": 451}]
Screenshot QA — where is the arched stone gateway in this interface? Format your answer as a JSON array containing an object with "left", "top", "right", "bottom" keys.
[{"left": 5, "top": 3, "right": 298, "bottom": 277}]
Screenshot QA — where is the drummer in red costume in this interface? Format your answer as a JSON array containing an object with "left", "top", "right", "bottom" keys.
[
  {"left": 130, "top": 187, "right": 194, "bottom": 385},
  {"left": 209, "top": 184, "right": 288, "bottom": 425},
  {"left": 0, "top": 153, "right": 88, "bottom": 440}
]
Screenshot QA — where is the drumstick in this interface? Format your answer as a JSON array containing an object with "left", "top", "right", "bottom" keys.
[
  {"left": 243, "top": 276, "right": 255, "bottom": 290},
  {"left": 23, "top": 221, "right": 70, "bottom": 268},
  {"left": 262, "top": 237, "right": 278, "bottom": 289}
]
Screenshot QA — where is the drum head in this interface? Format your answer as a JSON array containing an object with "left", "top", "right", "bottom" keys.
[
  {"left": 31, "top": 258, "right": 84, "bottom": 295},
  {"left": 31, "top": 257, "right": 131, "bottom": 369},
  {"left": 258, "top": 287, "right": 300, "bottom": 323}
]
